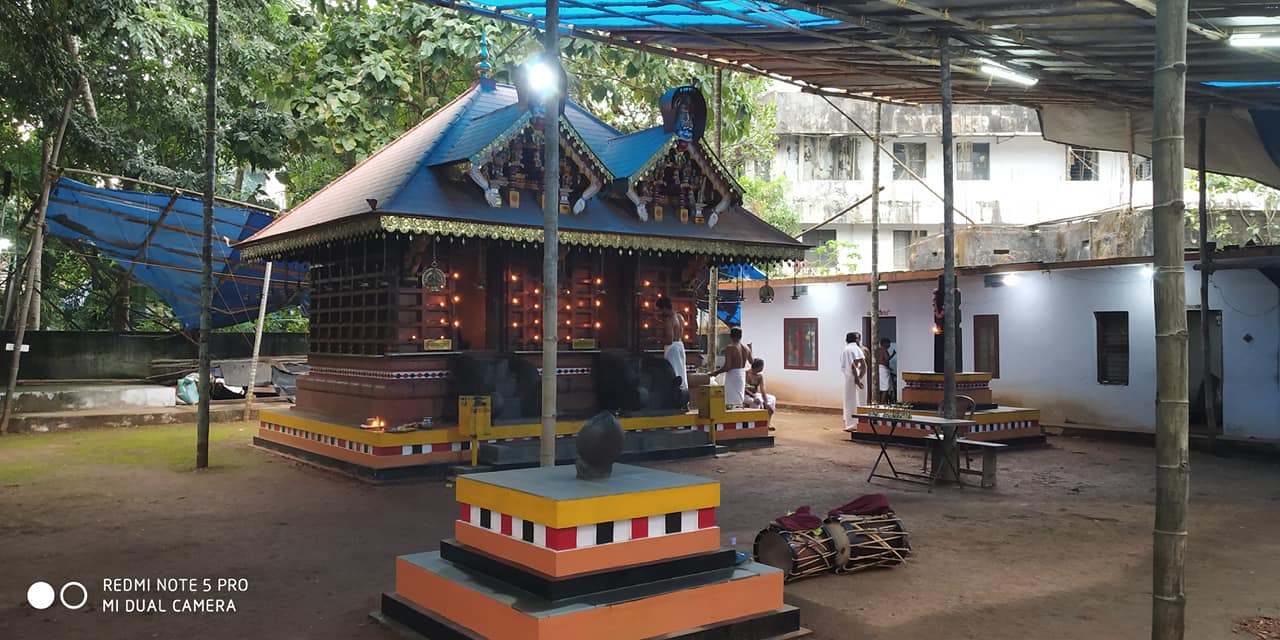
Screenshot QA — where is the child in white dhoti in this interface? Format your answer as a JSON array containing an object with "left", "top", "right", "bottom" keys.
[{"left": 745, "top": 358, "right": 776, "bottom": 429}]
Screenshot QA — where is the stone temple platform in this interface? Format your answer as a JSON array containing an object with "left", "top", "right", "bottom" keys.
[{"left": 374, "top": 463, "right": 806, "bottom": 639}]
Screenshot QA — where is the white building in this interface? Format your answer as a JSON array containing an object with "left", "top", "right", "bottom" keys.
[
  {"left": 758, "top": 90, "right": 1156, "bottom": 273},
  {"left": 737, "top": 248, "right": 1280, "bottom": 442}
]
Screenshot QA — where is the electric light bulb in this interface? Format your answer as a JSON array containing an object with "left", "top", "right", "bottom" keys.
[
  {"left": 656, "top": 293, "right": 663, "bottom": 298},
  {"left": 453, "top": 295, "right": 461, "bottom": 302},
  {"left": 512, "top": 297, "right": 519, "bottom": 304},
  {"left": 453, "top": 320, "right": 460, "bottom": 327},
  {"left": 564, "top": 304, "right": 571, "bottom": 310},
  {"left": 643, "top": 301, "right": 650, "bottom": 308},
  {"left": 534, "top": 319, "right": 540, "bottom": 325},
  {"left": 510, "top": 274, "right": 518, "bottom": 282},
  {"left": 594, "top": 322, "right": 601, "bottom": 329},
  {"left": 595, "top": 278, "right": 602, "bottom": 285},
  {"left": 594, "top": 300, "right": 601, "bottom": 307},
  {"left": 512, "top": 322, "right": 518, "bottom": 328},
  {"left": 643, "top": 280, "right": 651, "bottom": 287},
  {"left": 453, "top": 272, "right": 461, "bottom": 280},
  {"left": 565, "top": 319, "right": 571, "bottom": 325},
  {"left": 439, "top": 318, "right": 446, "bottom": 325},
  {"left": 534, "top": 303, "right": 540, "bottom": 309},
  {"left": 534, "top": 288, "right": 541, "bottom": 294},
  {"left": 643, "top": 323, "right": 650, "bottom": 329}
]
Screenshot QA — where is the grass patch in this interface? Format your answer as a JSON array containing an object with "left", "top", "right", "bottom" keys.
[{"left": 0, "top": 422, "right": 260, "bottom": 483}]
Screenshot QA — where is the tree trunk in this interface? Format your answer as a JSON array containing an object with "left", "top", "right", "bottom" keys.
[
  {"left": 1152, "top": 1, "right": 1190, "bottom": 638},
  {"left": 939, "top": 38, "right": 957, "bottom": 421}
]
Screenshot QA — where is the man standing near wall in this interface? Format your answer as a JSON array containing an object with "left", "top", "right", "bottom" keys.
[
  {"left": 841, "top": 332, "right": 866, "bottom": 431},
  {"left": 657, "top": 296, "right": 688, "bottom": 390}
]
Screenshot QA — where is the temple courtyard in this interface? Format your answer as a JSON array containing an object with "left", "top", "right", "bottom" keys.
[{"left": 1, "top": 410, "right": 1277, "bottom": 640}]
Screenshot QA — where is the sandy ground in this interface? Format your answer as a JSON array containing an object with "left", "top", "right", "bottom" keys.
[{"left": 0, "top": 411, "right": 1278, "bottom": 640}]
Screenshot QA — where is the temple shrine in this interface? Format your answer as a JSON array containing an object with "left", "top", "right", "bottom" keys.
[{"left": 238, "top": 61, "right": 804, "bottom": 479}]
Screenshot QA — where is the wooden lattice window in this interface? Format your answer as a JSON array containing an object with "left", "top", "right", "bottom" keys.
[{"left": 1095, "top": 311, "right": 1129, "bottom": 385}]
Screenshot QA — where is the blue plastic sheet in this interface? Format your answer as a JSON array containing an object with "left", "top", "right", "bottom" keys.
[{"left": 45, "top": 177, "right": 308, "bottom": 330}]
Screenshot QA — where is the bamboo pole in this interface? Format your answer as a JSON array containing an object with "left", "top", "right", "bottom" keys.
[
  {"left": 1197, "top": 114, "right": 1216, "bottom": 444},
  {"left": 869, "top": 103, "right": 883, "bottom": 405},
  {"left": 0, "top": 97, "right": 73, "bottom": 435},
  {"left": 540, "top": 0, "right": 561, "bottom": 468},
  {"left": 197, "top": 0, "right": 218, "bottom": 468},
  {"left": 1128, "top": 109, "right": 1136, "bottom": 213},
  {"left": 708, "top": 67, "right": 721, "bottom": 374},
  {"left": 1152, "top": 1, "right": 1191, "bottom": 637},
  {"left": 243, "top": 261, "right": 272, "bottom": 422}
]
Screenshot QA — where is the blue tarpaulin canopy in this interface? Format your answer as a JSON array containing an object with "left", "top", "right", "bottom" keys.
[
  {"left": 718, "top": 263, "right": 766, "bottom": 281},
  {"left": 46, "top": 177, "right": 308, "bottom": 330}
]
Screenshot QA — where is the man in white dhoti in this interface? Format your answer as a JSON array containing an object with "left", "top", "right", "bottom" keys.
[
  {"left": 841, "top": 332, "right": 866, "bottom": 431},
  {"left": 712, "top": 327, "right": 751, "bottom": 406},
  {"left": 876, "top": 337, "right": 895, "bottom": 403},
  {"left": 656, "top": 297, "right": 687, "bottom": 390}
]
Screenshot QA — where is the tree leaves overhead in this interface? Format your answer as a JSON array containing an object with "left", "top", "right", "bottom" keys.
[{"left": 0, "top": 0, "right": 778, "bottom": 331}]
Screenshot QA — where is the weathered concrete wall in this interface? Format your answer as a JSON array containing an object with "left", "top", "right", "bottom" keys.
[
  {"left": 0, "top": 331, "right": 308, "bottom": 380},
  {"left": 908, "top": 207, "right": 1276, "bottom": 269},
  {"left": 770, "top": 92, "right": 1042, "bottom": 136}
]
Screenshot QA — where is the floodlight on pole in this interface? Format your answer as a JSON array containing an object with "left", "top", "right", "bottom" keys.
[
  {"left": 978, "top": 60, "right": 1039, "bottom": 86},
  {"left": 527, "top": 60, "right": 561, "bottom": 97},
  {"left": 1229, "top": 32, "right": 1280, "bottom": 48}
]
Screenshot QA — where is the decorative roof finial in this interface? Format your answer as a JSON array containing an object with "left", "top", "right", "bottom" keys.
[{"left": 475, "top": 27, "right": 492, "bottom": 79}]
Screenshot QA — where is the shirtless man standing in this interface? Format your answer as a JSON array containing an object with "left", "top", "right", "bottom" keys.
[
  {"left": 712, "top": 327, "right": 752, "bottom": 406},
  {"left": 656, "top": 297, "right": 688, "bottom": 390}
]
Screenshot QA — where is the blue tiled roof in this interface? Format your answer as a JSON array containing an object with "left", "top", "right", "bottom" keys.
[{"left": 597, "top": 127, "right": 673, "bottom": 179}]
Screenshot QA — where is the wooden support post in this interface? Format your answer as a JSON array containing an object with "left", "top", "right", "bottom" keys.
[
  {"left": 197, "top": 0, "right": 218, "bottom": 468},
  {"left": 869, "top": 103, "right": 882, "bottom": 406},
  {"left": 243, "top": 261, "right": 272, "bottom": 422},
  {"left": 707, "top": 265, "right": 717, "bottom": 371},
  {"left": 1197, "top": 114, "right": 1216, "bottom": 444},
  {"left": 0, "top": 97, "right": 73, "bottom": 435},
  {"left": 1128, "top": 109, "right": 1137, "bottom": 213},
  {"left": 940, "top": 37, "right": 957, "bottom": 421},
  {"left": 539, "top": 0, "right": 561, "bottom": 468},
  {"left": 1153, "top": 1, "right": 1191, "bottom": 638}
]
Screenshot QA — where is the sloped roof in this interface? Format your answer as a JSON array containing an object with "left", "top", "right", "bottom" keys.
[{"left": 241, "top": 79, "right": 805, "bottom": 262}]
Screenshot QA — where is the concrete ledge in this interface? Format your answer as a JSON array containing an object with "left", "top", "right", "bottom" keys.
[{"left": 8, "top": 401, "right": 284, "bottom": 433}]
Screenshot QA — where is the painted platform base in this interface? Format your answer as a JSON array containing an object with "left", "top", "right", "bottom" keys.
[
  {"left": 385, "top": 552, "right": 791, "bottom": 640},
  {"left": 375, "top": 593, "right": 807, "bottom": 640},
  {"left": 255, "top": 399, "right": 772, "bottom": 481}
]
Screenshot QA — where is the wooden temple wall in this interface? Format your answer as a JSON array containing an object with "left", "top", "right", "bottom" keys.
[{"left": 294, "top": 237, "right": 708, "bottom": 428}]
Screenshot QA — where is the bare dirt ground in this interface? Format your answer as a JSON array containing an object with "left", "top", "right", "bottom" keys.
[{"left": 1, "top": 410, "right": 1278, "bottom": 640}]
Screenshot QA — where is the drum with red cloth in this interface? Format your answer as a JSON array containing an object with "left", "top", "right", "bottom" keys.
[
  {"left": 752, "top": 505, "right": 835, "bottom": 581},
  {"left": 752, "top": 525, "right": 836, "bottom": 581},
  {"left": 822, "top": 513, "right": 911, "bottom": 573}
]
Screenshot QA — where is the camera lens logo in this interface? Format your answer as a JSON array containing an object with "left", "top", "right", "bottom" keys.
[{"left": 27, "top": 581, "right": 87, "bottom": 610}]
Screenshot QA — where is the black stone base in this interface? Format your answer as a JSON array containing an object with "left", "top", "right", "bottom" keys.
[
  {"left": 717, "top": 436, "right": 775, "bottom": 450},
  {"left": 374, "top": 593, "right": 807, "bottom": 640},
  {"left": 439, "top": 539, "right": 736, "bottom": 602}
]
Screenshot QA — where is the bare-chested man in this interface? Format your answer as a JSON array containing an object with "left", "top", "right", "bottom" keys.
[
  {"left": 711, "top": 327, "right": 752, "bottom": 406},
  {"left": 656, "top": 297, "right": 688, "bottom": 390}
]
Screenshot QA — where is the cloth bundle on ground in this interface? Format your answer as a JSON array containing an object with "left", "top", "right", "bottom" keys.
[
  {"left": 828, "top": 493, "right": 892, "bottom": 518},
  {"left": 774, "top": 505, "right": 824, "bottom": 531}
]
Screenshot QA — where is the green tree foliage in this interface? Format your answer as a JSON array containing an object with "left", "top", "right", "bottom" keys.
[
  {"left": 740, "top": 175, "right": 799, "bottom": 237},
  {"left": 1, "top": 0, "right": 780, "bottom": 332},
  {"left": 1184, "top": 172, "right": 1280, "bottom": 245}
]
